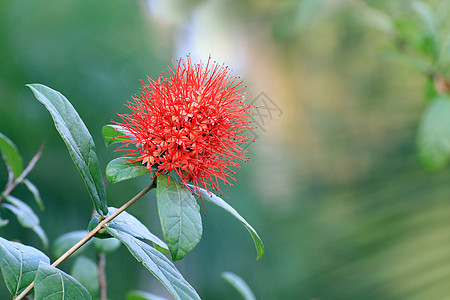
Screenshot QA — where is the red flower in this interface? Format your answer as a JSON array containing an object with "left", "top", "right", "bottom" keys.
[{"left": 115, "top": 56, "right": 254, "bottom": 195}]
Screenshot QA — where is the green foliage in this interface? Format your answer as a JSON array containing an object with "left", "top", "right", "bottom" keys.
[
  {"left": 0, "top": 237, "right": 50, "bottom": 297},
  {"left": 52, "top": 230, "right": 91, "bottom": 258},
  {"left": 107, "top": 228, "right": 201, "bottom": 300},
  {"left": 27, "top": 83, "right": 108, "bottom": 216},
  {"left": 0, "top": 133, "right": 23, "bottom": 179},
  {"left": 417, "top": 96, "right": 450, "bottom": 170},
  {"left": 106, "top": 157, "right": 151, "bottom": 183},
  {"left": 188, "top": 185, "right": 264, "bottom": 260},
  {"left": 71, "top": 256, "right": 99, "bottom": 297},
  {"left": 221, "top": 272, "right": 256, "bottom": 300},
  {"left": 2, "top": 194, "right": 48, "bottom": 247},
  {"left": 34, "top": 261, "right": 91, "bottom": 300},
  {"left": 89, "top": 207, "right": 168, "bottom": 251},
  {"left": 102, "top": 124, "right": 132, "bottom": 147},
  {"left": 157, "top": 175, "right": 202, "bottom": 261}
]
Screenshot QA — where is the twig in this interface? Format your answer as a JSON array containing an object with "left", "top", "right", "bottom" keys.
[
  {"left": 0, "top": 143, "right": 45, "bottom": 203},
  {"left": 98, "top": 252, "right": 107, "bottom": 300},
  {"left": 15, "top": 181, "right": 156, "bottom": 300}
]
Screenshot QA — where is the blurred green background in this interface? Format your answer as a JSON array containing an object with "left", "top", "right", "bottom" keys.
[{"left": 1, "top": 0, "right": 450, "bottom": 299}]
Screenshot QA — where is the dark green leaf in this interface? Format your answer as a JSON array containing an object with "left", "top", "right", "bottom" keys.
[
  {"left": 157, "top": 175, "right": 202, "bottom": 261},
  {"left": 417, "top": 97, "right": 450, "bottom": 170},
  {"left": 2, "top": 194, "right": 48, "bottom": 248},
  {"left": 188, "top": 185, "right": 264, "bottom": 260},
  {"left": 94, "top": 237, "right": 121, "bottom": 253},
  {"left": 127, "top": 290, "right": 169, "bottom": 300},
  {"left": 71, "top": 256, "right": 99, "bottom": 297},
  {"left": 221, "top": 272, "right": 256, "bottom": 300},
  {"left": 107, "top": 229, "right": 200, "bottom": 300},
  {"left": 34, "top": 261, "right": 92, "bottom": 300},
  {"left": 27, "top": 83, "right": 108, "bottom": 216},
  {"left": 89, "top": 207, "right": 168, "bottom": 251},
  {"left": 102, "top": 124, "right": 131, "bottom": 147},
  {"left": 0, "top": 237, "right": 50, "bottom": 297},
  {"left": 106, "top": 157, "right": 151, "bottom": 183},
  {"left": 23, "top": 179, "right": 44, "bottom": 210},
  {"left": 0, "top": 133, "right": 23, "bottom": 179},
  {"left": 52, "top": 230, "right": 91, "bottom": 258}
]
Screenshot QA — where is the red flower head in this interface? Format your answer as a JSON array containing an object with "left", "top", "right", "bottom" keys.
[{"left": 115, "top": 56, "right": 254, "bottom": 195}]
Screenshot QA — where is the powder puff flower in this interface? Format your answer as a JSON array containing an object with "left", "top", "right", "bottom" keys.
[{"left": 115, "top": 56, "right": 254, "bottom": 195}]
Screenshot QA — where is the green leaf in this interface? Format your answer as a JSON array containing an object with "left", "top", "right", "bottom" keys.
[
  {"left": 106, "top": 157, "right": 151, "bottom": 183},
  {"left": 102, "top": 124, "right": 132, "bottom": 147},
  {"left": 221, "top": 272, "right": 256, "bottom": 300},
  {"left": 71, "top": 256, "right": 99, "bottom": 297},
  {"left": 27, "top": 83, "right": 108, "bottom": 216},
  {"left": 52, "top": 230, "right": 91, "bottom": 258},
  {"left": 89, "top": 207, "right": 168, "bottom": 251},
  {"left": 107, "top": 229, "right": 200, "bottom": 300},
  {"left": 417, "top": 97, "right": 450, "bottom": 170},
  {"left": 94, "top": 237, "right": 121, "bottom": 253},
  {"left": 187, "top": 185, "right": 264, "bottom": 260},
  {"left": 0, "top": 133, "right": 23, "bottom": 179},
  {"left": 23, "top": 179, "right": 44, "bottom": 210},
  {"left": 127, "top": 290, "right": 169, "bottom": 300},
  {"left": 0, "top": 237, "right": 50, "bottom": 297},
  {"left": 2, "top": 194, "right": 48, "bottom": 248},
  {"left": 34, "top": 261, "right": 92, "bottom": 300},
  {"left": 157, "top": 175, "right": 202, "bottom": 261}
]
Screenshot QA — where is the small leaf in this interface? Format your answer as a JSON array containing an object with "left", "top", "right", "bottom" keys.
[
  {"left": 417, "top": 97, "right": 450, "bottom": 170},
  {"left": 0, "top": 237, "right": 50, "bottom": 297},
  {"left": 157, "top": 175, "right": 202, "bottom": 261},
  {"left": 89, "top": 207, "right": 168, "bottom": 251},
  {"left": 71, "top": 256, "right": 99, "bottom": 297},
  {"left": 102, "top": 124, "right": 132, "bottom": 147},
  {"left": 27, "top": 83, "right": 108, "bottom": 216},
  {"left": 188, "top": 185, "right": 264, "bottom": 260},
  {"left": 0, "top": 133, "right": 23, "bottom": 179},
  {"left": 107, "top": 229, "right": 200, "bottom": 300},
  {"left": 52, "top": 230, "right": 91, "bottom": 258},
  {"left": 23, "top": 179, "right": 44, "bottom": 210},
  {"left": 221, "top": 272, "right": 256, "bottom": 300},
  {"left": 94, "top": 237, "right": 121, "bottom": 253},
  {"left": 106, "top": 157, "right": 151, "bottom": 183},
  {"left": 34, "top": 261, "right": 92, "bottom": 300},
  {"left": 2, "top": 194, "right": 48, "bottom": 248},
  {"left": 127, "top": 290, "right": 169, "bottom": 300}
]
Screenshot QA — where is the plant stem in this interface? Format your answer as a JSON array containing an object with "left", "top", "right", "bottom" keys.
[
  {"left": 15, "top": 181, "right": 156, "bottom": 300},
  {"left": 98, "top": 252, "right": 107, "bottom": 300},
  {"left": 0, "top": 143, "right": 44, "bottom": 203}
]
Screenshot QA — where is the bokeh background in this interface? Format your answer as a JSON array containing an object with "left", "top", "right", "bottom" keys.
[{"left": 1, "top": 0, "right": 450, "bottom": 299}]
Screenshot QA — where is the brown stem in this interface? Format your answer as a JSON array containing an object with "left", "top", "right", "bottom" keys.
[
  {"left": 98, "top": 252, "right": 107, "bottom": 300},
  {"left": 14, "top": 181, "right": 156, "bottom": 300},
  {"left": 1, "top": 143, "right": 45, "bottom": 203}
]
